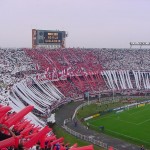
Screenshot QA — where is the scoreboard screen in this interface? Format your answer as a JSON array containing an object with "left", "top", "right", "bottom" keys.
[
  {"left": 44, "top": 32, "right": 62, "bottom": 43},
  {"left": 32, "top": 29, "right": 67, "bottom": 48}
]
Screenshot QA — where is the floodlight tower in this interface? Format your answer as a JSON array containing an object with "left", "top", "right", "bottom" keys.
[{"left": 130, "top": 42, "right": 150, "bottom": 49}]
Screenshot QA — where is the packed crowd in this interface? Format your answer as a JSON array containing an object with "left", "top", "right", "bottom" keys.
[
  {"left": 1, "top": 48, "right": 150, "bottom": 104},
  {"left": 1, "top": 48, "right": 150, "bottom": 99},
  {"left": 24, "top": 48, "right": 103, "bottom": 78},
  {"left": 0, "top": 48, "right": 35, "bottom": 104},
  {"left": 1, "top": 47, "right": 150, "bottom": 149},
  {"left": 93, "top": 48, "right": 150, "bottom": 70}
]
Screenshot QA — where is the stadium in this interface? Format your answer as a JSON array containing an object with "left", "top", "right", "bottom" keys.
[{"left": 1, "top": 29, "right": 150, "bottom": 150}]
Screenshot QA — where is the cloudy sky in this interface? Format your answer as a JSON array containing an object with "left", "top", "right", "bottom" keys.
[{"left": 0, "top": 0, "right": 150, "bottom": 48}]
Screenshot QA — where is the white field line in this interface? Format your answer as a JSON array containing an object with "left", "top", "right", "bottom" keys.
[
  {"left": 105, "top": 128, "right": 150, "bottom": 144},
  {"left": 137, "top": 118, "right": 150, "bottom": 125},
  {"left": 91, "top": 114, "right": 150, "bottom": 126},
  {"left": 128, "top": 107, "right": 150, "bottom": 125},
  {"left": 88, "top": 123, "right": 150, "bottom": 144},
  {"left": 109, "top": 116, "right": 138, "bottom": 125},
  {"left": 89, "top": 114, "right": 138, "bottom": 125},
  {"left": 89, "top": 106, "right": 150, "bottom": 126},
  {"left": 129, "top": 107, "right": 150, "bottom": 116}
]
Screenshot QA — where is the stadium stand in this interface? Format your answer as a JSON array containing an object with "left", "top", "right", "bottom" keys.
[{"left": 1, "top": 47, "right": 150, "bottom": 149}]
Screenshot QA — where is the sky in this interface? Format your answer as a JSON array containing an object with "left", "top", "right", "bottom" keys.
[{"left": 0, "top": 0, "right": 150, "bottom": 48}]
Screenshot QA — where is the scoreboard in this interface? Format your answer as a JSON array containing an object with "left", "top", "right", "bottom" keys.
[
  {"left": 44, "top": 32, "right": 62, "bottom": 43},
  {"left": 32, "top": 29, "right": 67, "bottom": 49}
]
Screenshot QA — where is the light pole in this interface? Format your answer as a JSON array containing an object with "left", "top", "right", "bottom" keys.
[
  {"left": 112, "top": 88, "right": 114, "bottom": 101},
  {"left": 99, "top": 88, "right": 101, "bottom": 102},
  {"left": 87, "top": 92, "right": 90, "bottom": 105}
]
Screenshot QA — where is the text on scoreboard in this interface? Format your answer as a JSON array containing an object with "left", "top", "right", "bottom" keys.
[{"left": 44, "top": 31, "right": 63, "bottom": 43}]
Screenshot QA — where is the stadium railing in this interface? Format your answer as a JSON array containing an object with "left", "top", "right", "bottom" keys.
[{"left": 63, "top": 118, "right": 118, "bottom": 150}]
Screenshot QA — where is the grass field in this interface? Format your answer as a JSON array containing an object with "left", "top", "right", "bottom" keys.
[{"left": 87, "top": 104, "right": 150, "bottom": 148}]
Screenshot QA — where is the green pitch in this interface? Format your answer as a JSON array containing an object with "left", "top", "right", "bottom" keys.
[{"left": 87, "top": 104, "right": 150, "bottom": 148}]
